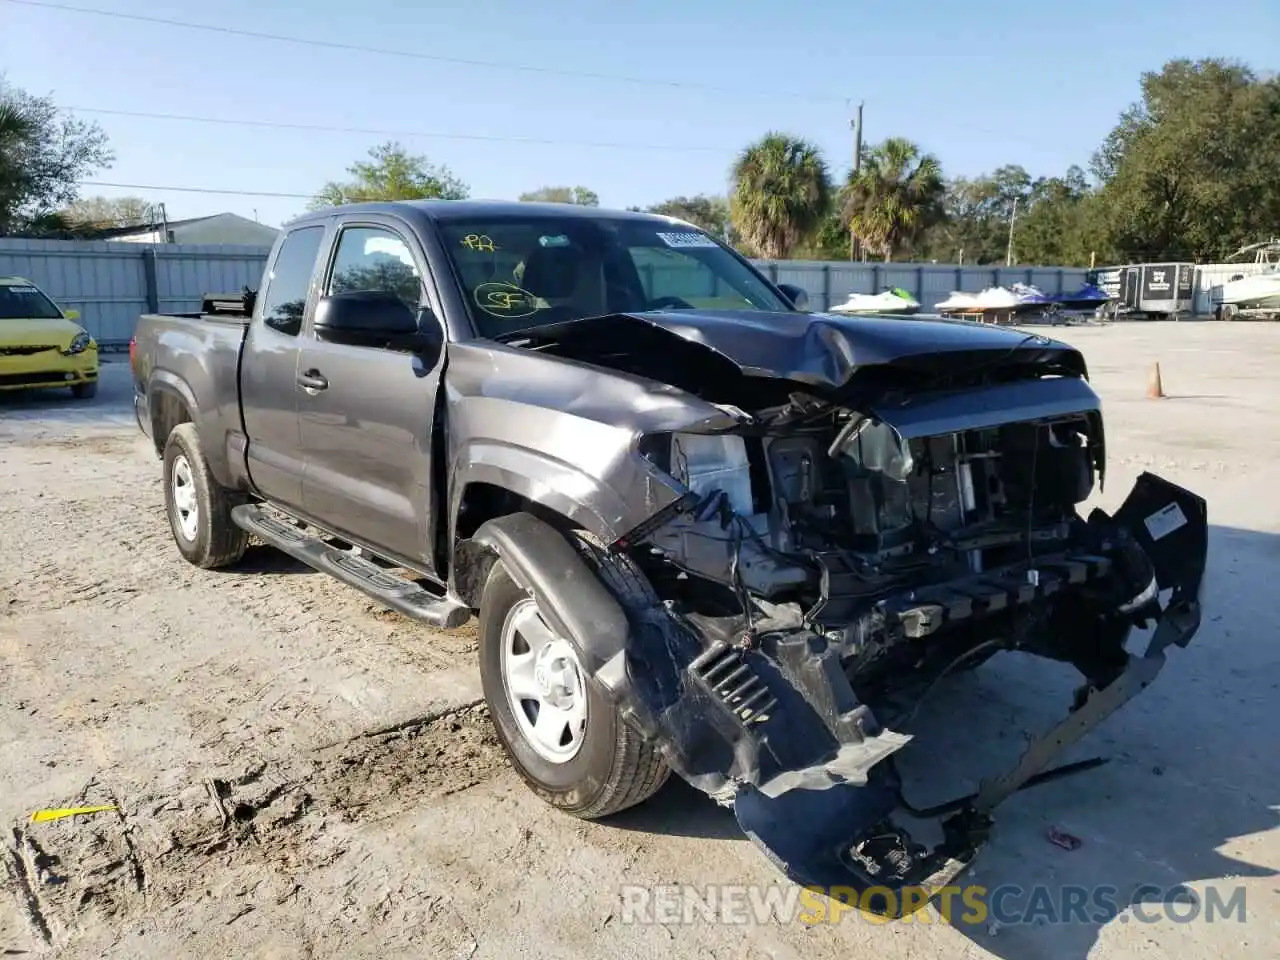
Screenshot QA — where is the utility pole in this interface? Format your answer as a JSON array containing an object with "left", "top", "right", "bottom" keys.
[
  {"left": 853, "top": 101, "right": 863, "bottom": 175},
  {"left": 849, "top": 100, "right": 864, "bottom": 262},
  {"left": 1005, "top": 196, "right": 1018, "bottom": 267}
]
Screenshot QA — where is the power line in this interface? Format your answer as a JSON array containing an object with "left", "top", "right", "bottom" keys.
[
  {"left": 79, "top": 181, "right": 323, "bottom": 200},
  {"left": 8, "top": 2, "right": 1066, "bottom": 155},
  {"left": 6, "top": 0, "right": 849, "bottom": 103},
  {"left": 65, "top": 105, "right": 725, "bottom": 153}
]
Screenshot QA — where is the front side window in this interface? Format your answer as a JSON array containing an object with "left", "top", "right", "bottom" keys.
[
  {"left": 260, "top": 225, "right": 324, "bottom": 336},
  {"left": 328, "top": 226, "right": 423, "bottom": 306},
  {"left": 436, "top": 217, "right": 789, "bottom": 338},
  {"left": 0, "top": 282, "right": 64, "bottom": 320}
]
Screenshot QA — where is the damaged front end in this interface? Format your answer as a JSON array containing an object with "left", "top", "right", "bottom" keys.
[{"left": 460, "top": 312, "right": 1208, "bottom": 915}]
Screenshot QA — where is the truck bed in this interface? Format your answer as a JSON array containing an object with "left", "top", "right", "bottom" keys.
[{"left": 132, "top": 307, "right": 250, "bottom": 451}]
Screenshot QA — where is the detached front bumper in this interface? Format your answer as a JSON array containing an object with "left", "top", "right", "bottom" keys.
[
  {"left": 0, "top": 345, "right": 99, "bottom": 391},
  {"left": 655, "top": 472, "right": 1209, "bottom": 916}
]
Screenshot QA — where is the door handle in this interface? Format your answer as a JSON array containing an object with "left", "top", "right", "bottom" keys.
[{"left": 297, "top": 369, "right": 328, "bottom": 391}]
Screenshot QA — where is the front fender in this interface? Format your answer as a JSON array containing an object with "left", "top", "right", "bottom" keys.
[
  {"left": 449, "top": 442, "right": 624, "bottom": 546},
  {"left": 452, "top": 512, "right": 636, "bottom": 709},
  {"left": 447, "top": 439, "right": 686, "bottom": 549}
]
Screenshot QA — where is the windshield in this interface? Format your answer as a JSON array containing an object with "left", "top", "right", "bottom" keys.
[
  {"left": 436, "top": 215, "right": 791, "bottom": 338},
  {"left": 0, "top": 282, "right": 64, "bottom": 320}
]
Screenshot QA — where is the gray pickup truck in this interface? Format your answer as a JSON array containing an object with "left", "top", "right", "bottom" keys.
[{"left": 132, "top": 200, "right": 1207, "bottom": 913}]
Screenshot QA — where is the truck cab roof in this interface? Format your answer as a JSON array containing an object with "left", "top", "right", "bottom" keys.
[{"left": 283, "top": 200, "right": 685, "bottom": 231}]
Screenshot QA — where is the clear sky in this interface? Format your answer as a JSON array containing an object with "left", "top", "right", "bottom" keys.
[{"left": 1, "top": 0, "right": 1275, "bottom": 228}]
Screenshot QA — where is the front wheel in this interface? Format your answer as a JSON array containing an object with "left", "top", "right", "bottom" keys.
[
  {"left": 162, "top": 423, "right": 249, "bottom": 569},
  {"left": 477, "top": 559, "right": 668, "bottom": 819},
  {"left": 70, "top": 380, "right": 97, "bottom": 400}
]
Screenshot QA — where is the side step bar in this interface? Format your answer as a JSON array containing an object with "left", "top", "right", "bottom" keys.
[{"left": 231, "top": 503, "right": 470, "bottom": 630}]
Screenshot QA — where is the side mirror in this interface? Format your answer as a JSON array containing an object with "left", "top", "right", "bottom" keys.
[
  {"left": 63, "top": 308, "right": 81, "bottom": 321},
  {"left": 777, "top": 283, "right": 810, "bottom": 311},
  {"left": 313, "top": 290, "right": 437, "bottom": 354}
]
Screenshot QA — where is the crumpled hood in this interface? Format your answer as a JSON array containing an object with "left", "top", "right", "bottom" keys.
[
  {"left": 0, "top": 316, "right": 85, "bottom": 349},
  {"left": 508, "top": 309, "right": 1087, "bottom": 398}
]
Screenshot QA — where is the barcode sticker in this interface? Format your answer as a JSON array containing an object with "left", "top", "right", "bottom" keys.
[
  {"left": 657, "top": 232, "right": 719, "bottom": 249},
  {"left": 1144, "top": 502, "right": 1187, "bottom": 541}
]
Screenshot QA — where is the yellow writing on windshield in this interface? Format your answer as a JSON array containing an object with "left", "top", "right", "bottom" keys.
[
  {"left": 461, "top": 234, "right": 498, "bottom": 252},
  {"left": 474, "top": 282, "right": 539, "bottom": 319}
]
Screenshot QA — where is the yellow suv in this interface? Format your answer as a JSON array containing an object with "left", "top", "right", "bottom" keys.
[{"left": 0, "top": 276, "right": 99, "bottom": 399}]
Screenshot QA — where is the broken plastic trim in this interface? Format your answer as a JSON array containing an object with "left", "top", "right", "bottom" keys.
[{"left": 728, "top": 473, "right": 1206, "bottom": 917}]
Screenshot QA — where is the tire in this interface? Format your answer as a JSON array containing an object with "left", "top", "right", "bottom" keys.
[
  {"left": 70, "top": 380, "right": 97, "bottom": 400},
  {"left": 161, "top": 422, "right": 249, "bottom": 569},
  {"left": 478, "top": 544, "right": 668, "bottom": 820}
]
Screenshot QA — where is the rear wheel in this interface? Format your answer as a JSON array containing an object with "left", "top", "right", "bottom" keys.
[
  {"left": 70, "top": 380, "right": 97, "bottom": 400},
  {"left": 478, "top": 553, "right": 668, "bottom": 819},
  {"left": 162, "top": 423, "right": 248, "bottom": 569}
]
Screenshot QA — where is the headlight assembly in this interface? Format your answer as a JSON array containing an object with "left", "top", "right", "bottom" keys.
[{"left": 64, "top": 331, "right": 92, "bottom": 355}]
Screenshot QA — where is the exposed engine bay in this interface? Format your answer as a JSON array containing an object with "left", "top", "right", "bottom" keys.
[{"left": 639, "top": 384, "right": 1113, "bottom": 700}]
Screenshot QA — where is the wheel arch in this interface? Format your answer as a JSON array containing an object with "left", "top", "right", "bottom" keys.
[{"left": 147, "top": 372, "right": 197, "bottom": 457}]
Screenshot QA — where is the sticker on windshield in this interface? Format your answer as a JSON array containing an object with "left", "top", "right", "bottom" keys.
[{"left": 656, "top": 231, "right": 719, "bottom": 249}]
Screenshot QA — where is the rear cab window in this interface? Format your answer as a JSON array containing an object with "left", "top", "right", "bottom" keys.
[{"left": 259, "top": 226, "right": 325, "bottom": 336}]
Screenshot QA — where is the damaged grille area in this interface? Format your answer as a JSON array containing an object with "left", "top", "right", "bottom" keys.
[
  {"left": 689, "top": 642, "right": 778, "bottom": 724},
  {"left": 637, "top": 375, "right": 1113, "bottom": 689}
]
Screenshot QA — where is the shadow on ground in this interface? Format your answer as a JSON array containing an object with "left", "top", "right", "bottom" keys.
[
  {"left": 0, "top": 358, "right": 134, "bottom": 428},
  {"left": 223, "top": 545, "right": 317, "bottom": 576},
  {"left": 601, "top": 523, "right": 1277, "bottom": 958}
]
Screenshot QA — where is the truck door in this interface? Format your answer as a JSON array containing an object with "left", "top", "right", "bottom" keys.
[
  {"left": 296, "top": 220, "right": 444, "bottom": 568},
  {"left": 240, "top": 224, "right": 327, "bottom": 510}
]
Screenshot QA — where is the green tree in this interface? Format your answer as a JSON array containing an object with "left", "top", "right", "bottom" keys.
[
  {"left": 519, "top": 185, "right": 600, "bottom": 206},
  {"left": 645, "top": 194, "right": 733, "bottom": 240},
  {"left": 921, "top": 165, "right": 1030, "bottom": 264},
  {"left": 842, "top": 137, "right": 945, "bottom": 261},
  {"left": 1092, "top": 58, "right": 1280, "bottom": 261},
  {"left": 61, "top": 194, "right": 152, "bottom": 230},
  {"left": 0, "top": 79, "right": 113, "bottom": 235},
  {"left": 730, "top": 133, "right": 831, "bottom": 259},
  {"left": 309, "top": 141, "right": 468, "bottom": 208},
  {"left": 1011, "top": 167, "right": 1102, "bottom": 266}
]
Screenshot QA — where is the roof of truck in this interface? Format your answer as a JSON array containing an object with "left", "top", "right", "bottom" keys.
[{"left": 285, "top": 200, "right": 681, "bottom": 228}]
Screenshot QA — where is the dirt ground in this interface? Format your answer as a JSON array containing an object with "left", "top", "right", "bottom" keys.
[{"left": 2, "top": 323, "right": 1277, "bottom": 960}]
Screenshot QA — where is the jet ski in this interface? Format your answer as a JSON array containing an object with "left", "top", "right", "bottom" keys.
[
  {"left": 1050, "top": 283, "right": 1113, "bottom": 311},
  {"left": 828, "top": 287, "right": 921, "bottom": 315},
  {"left": 1011, "top": 282, "right": 1053, "bottom": 307},
  {"left": 935, "top": 286, "right": 1054, "bottom": 324}
]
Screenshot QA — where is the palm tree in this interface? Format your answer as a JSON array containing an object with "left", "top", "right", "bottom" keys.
[
  {"left": 730, "top": 133, "right": 831, "bottom": 259},
  {"left": 843, "top": 137, "right": 945, "bottom": 261},
  {"left": 0, "top": 100, "right": 38, "bottom": 234}
]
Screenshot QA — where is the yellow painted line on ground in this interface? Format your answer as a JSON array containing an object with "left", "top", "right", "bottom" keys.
[{"left": 29, "top": 804, "right": 117, "bottom": 823}]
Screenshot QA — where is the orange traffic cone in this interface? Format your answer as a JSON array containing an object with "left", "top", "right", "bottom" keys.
[{"left": 1146, "top": 362, "right": 1166, "bottom": 399}]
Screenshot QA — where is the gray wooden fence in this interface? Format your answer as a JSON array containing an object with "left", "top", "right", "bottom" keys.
[
  {"left": 2, "top": 237, "right": 1101, "bottom": 348},
  {"left": 758, "top": 260, "right": 1092, "bottom": 313},
  {"left": 0, "top": 238, "right": 269, "bottom": 349}
]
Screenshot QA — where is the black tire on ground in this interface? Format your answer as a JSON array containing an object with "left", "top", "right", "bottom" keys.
[
  {"left": 161, "top": 422, "right": 249, "bottom": 569},
  {"left": 70, "top": 380, "right": 97, "bottom": 399},
  {"left": 477, "top": 549, "right": 669, "bottom": 820}
]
